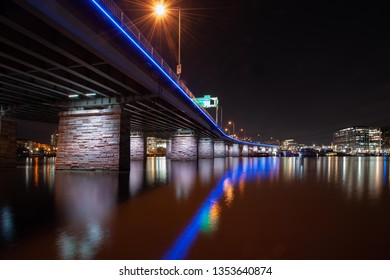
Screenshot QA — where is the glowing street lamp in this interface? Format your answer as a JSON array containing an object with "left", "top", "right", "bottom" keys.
[
  {"left": 154, "top": 2, "right": 182, "bottom": 78},
  {"left": 228, "top": 121, "right": 235, "bottom": 136},
  {"left": 240, "top": 128, "right": 246, "bottom": 140},
  {"left": 155, "top": 3, "right": 166, "bottom": 16}
]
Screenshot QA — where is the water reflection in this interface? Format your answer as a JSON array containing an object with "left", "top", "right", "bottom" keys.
[
  {"left": 171, "top": 161, "right": 197, "bottom": 200},
  {"left": 164, "top": 158, "right": 276, "bottom": 260},
  {"left": 55, "top": 172, "right": 118, "bottom": 259},
  {"left": 0, "top": 206, "right": 14, "bottom": 244},
  {"left": 22, "top": 157, "right": 56, "bottom": 191},
  {"left": 277, "top": 157, "right": 389, "bottom": 201},
  {"left": 163, "top": 156, "right": 390, "bottom": 259},
  {"left": 128, "top": 160, "right": 144, "bottom": 198},
  {"left": 198, "top": 159, "right": 213, "bottom": 185},
  {"left": 127, "top": 158, "right": 169, "bottom": 198},
  {"left": 146, "top": 157, "right": 168, "bottom": 185},
  {"left": 2, "top": 156, "right": 390, "bottom": 259}
]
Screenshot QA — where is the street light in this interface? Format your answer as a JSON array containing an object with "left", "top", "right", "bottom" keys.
[
  {"left": 228, "top": 121, "right": 235, "bottom": 136},
  {"left": 240, "top": 128, "right": 246, "bottom": 140},
  {"left": 154, "top": 2, "right": 182, "bottom": 78},
  {"left": 154, "top": 3, "right": 166, "bottom": 16}
]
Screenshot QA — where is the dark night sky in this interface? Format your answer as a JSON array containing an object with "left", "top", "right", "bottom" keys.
[
  {"left": 142, "top": 0, "right": 390, "bottom": 145},
  {"left": 19, "top": 0, "right": 390, "bottom": 145}
]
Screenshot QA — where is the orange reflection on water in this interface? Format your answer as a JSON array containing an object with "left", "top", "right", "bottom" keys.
[
  {"left": 33, "top": 157, "right": 39, "bottom": 187},
  {"left": 223, "top": 178, "right": 234, "bottom": 207},
  {"left": 209, "top": 203, "right": 221, "bottom": 233},
  {"left": 239, "top": 177, "right": 245, "bottom": 196}
]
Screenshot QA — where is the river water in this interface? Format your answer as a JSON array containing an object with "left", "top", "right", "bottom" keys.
[{"left": 1, "top": 156, "right": 390, "bottom": 259}]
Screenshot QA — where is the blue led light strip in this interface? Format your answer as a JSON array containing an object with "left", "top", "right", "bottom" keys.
[{"left": 89, "top": 0, "right": 277, "bottom": 148}]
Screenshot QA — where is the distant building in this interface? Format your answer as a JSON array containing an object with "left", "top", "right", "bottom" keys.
[
  {"left": 146, "top": 137, "right": 166, "bottom": 156},
  {"left": 381, "top": 127, "right": 390, "bottom": 154},
  {"left": 281, "top": 139, "right": 298, "bottom": 152},
  {"left": 333, "top": 126, "right": 381, "bottom": 154},
  {"left": 50, "top": 131, "right": 58, "bottom": 147},
  {"left": 17, "top": 139, "right": 55, "bottom": 157}
]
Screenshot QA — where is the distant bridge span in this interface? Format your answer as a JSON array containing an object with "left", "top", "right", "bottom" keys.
[{"left": 0, "top": 0, "right": 278, "bottom": 169}]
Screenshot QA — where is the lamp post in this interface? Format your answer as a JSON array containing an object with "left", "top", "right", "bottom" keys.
[
  {"left": 154, "top": 3, "right": 182, "bottom": 78},
  {"left": 177, "top": 7, "right": 181, "bottom": 78},
  {"left": 228, "top": 121, "right": 235, "bottom": 137},
  {"left": 240, "top": 128, "right": 246, "bottom": 140}
]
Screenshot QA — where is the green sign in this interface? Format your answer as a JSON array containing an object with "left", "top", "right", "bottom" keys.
[{"left": 196, "top": 95, "right": 218, "bottom": 108}]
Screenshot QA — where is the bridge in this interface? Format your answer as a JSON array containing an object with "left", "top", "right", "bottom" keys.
[{"left": 0, "top": 0, "right": 278, "bottom": 170}]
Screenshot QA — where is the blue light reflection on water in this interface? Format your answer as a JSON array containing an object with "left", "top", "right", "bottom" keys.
[
  {"left": 163, "top": 158, "right": 278, "bottom": 260},
  {"left": 0, "top": 206, "right": 14, "bottom": 244},
  {"left": 384, "top": 157, "right": 387, "bottom": 185}
]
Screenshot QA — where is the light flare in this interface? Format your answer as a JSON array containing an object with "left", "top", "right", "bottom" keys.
[{"left": 155, "top": 3, "right": 166, "bottom": 16}]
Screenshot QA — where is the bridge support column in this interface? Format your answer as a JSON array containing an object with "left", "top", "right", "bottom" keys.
[
  {"left": 214, "top": 141, "right": 226, "bottom": 158},
  {"left": 0, "top": 117, "right": 17, "bottom": 168},
  {"left": 170, "top": 130, "right": 197, "bottom": 160},
  {"left": 166, "top": 139, "right": 172, "bottom": 159},
  {"left": 229, "top": 143, "right": 240, "bottom": 157},
  {"left": 251, "top": 146, "right": 258, "bottom": 156},
  {"left": 56, "top": 107, "right": 130, "bottom": 170},
  {"left": 198, "top": 138, "right": 214, "bottom": 159},
  {"left": 130, "top": 132, "right": 145, "bottom": 160},
  {"left": 242, "top": 145, "right": 249, "bottom": 157}
]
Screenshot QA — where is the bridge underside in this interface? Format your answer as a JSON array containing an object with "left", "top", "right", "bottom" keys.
[{"left": 0, "top": 0, "right": 221, "bottom": 140}]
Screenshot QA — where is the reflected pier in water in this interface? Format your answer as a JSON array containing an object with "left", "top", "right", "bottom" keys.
[{"left": 1, "top": 156, "right": 390, "bottom": 259}]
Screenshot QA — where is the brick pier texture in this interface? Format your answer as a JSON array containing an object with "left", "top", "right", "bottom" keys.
[
  {"left": 170, "top": 134, "right": 197, "bottom": 160},
  {"left": 229, "top": 143, "right": 240, "bottom": 157},
  {"left": 242, "top": 145, "right": 249, "bottom": 157},
  {"left": 0, "top": 118, "right": 17, "bottom": 168},
  {"left": 56, "top": 108, "right": 130, "bottom": 170},
  {"left": 213, "top": 140, "right": 226, "bottom": 158},
  {"left": 166, "top": 139, "right": 172, "bottom": 158},
  {"left": 198, "top": 138, "right": 214, "bottom": 159},
  {"left": 130, "top": 134, "right": 145, "bottom": 160}
]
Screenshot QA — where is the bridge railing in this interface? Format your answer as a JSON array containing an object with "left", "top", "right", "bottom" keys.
[{"left": 94, "top": 0, "right": 212, "bottom": 119}]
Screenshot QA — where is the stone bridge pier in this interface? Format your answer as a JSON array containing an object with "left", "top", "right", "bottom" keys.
[
  {"left": 170, "top": 130, "right": 198, "bottom": 160},
  {"left": 228, "top": 143, "right": 240, "bottom": 157},
  {"left": 130, "top": 132, "right": 146, "bottom": 160},
  {"left": 56, "top": 107, "right": 130, "bottom": 171},
  {"left": 56, "top": 110, "right": 263, "bottom": 170},
  {"left": 241, "top": 144, "right": 249, "bottom": 157}
]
